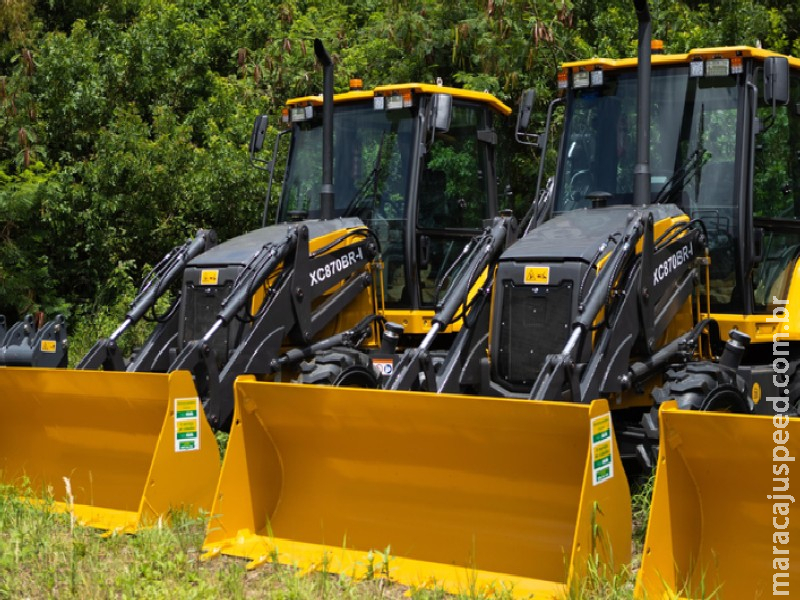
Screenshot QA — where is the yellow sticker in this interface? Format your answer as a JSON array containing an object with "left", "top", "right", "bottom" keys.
[
  {"left": 593, "top": 440, "right": 611, "bottom": 466},
  {"left": 591, "top": 414, "right": 611, "bottom": 443},
  {"left": 40, "top": 340, "right": 57, "bottom": 353},
  {"left": 176, "top": 420, "right": 197, "bottom": 434},
  {"left": 175, "top": 397, "right": 199, "bottom": 419},
  {"left": 524, "top": 266, "right": 550, "bottom": 285},
  {"left": 201, "top": 269, "right": 219, "bottom": 285},
  {"left": 752, "top": 382, "right": 762, "bottom": 404}
]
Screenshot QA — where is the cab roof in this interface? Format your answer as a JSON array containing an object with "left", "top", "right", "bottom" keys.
[
  {"left": 562, "top": 45, "right": 800, "bottom": 71},
  {"left": 286, "top": 82, "right": 512, "bottom": 116}
]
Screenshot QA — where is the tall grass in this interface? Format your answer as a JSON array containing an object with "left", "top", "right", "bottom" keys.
[
  {"left": 632, "top": 470, "right": 656, "bottom": 552},
  {"left": 0, "top": 482, "right": 431, "bottom": 599},
  {"left": 0, "top": 480, "right": 722, "bottom": 600},
  {"left": 564, "top": 556, "right": 636, "bottom": 600}
]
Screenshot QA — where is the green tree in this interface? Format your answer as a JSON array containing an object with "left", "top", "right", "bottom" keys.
[{"left": 1, "top": 0, "right": 798, "bottom": 328}]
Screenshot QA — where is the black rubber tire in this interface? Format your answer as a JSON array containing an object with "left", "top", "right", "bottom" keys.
[
  {"left": 637, "top": 362, "right": 751, "bottom": 470},
  {"left": 296, "top": 347, "right": 378, "bottom": 388}
]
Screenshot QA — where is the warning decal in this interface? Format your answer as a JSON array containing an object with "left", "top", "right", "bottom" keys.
[
  {"left": 524, "top": 266, "right": 550, "bottom": 285},
  {"left": 590, "top": 413, "right": 614, "bottom": 485},
  {"left": 372, "top": 359, "right": 394, "bottom": 377},
  {"left": 200, "top": 269, "right": 219, "bottom": 285},
  {"left": 175, "top": 397, "right": 200, "bottom": 452}
]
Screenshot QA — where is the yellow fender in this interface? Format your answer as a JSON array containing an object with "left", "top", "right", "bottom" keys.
[
  {"left": 203, "top": 380, "right": 631, "bottom": 597},
  {"left": 0, "top": 368, "right": 220, "bottom": 533},
  {"left": 636, "top": 401, "right": 799, "bottom": 598}
]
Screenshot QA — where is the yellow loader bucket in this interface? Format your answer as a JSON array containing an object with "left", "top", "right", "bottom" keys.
[
  {"left": 0, "top": 368, "right": 220, "bottom": 533},
  {"left": 636, "top": 402, "right": 799, "bottom": 598},
  {"left": 203, "top": 381, "right": 631, "bottom": 597}
]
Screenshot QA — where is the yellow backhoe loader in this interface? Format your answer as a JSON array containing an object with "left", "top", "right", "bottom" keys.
[
  {"left": 202, "top": 1, "right": 799, "bottom": 596},
  {"left": 0, "top": 41, "right": 512, "bottom": 532}
]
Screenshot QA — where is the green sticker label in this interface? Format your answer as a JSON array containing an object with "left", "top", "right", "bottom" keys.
[{"left": 595, "top": 466, "right": 611, "bottom": 484}]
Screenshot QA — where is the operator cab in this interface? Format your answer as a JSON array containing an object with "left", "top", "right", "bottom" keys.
[
  {"left": 271, "top": 83, "right": 511, "bottom": 312},
  {"left": 550, "top": 48, "right": 800, "bottom": 318}
]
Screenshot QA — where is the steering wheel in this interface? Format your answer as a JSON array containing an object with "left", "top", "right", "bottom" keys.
[{"left": 562, "top": 169, "right": 594, "bottom": 211}]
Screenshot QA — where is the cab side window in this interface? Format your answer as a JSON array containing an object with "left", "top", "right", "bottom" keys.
[
  {"left": 754, "top": 76, "right": 800, "bottom": 220},
  {"left": 415, "top": 104, "right": 492, "bottom": 306},
  {"left": 752, "top": 70, "right": 800, "bottom": 309},
  {"left": 417, "top": 106, "right": 488, "bottom": 229}
]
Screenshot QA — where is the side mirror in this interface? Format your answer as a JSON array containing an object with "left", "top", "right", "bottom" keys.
[
  {"left": 516, "top": 89, "right": 536, "bottom": 132},
  {"left": 431, "top": 94, "right": 452, "bottom": 133},
  {"left": 764, "top": 57, "right": 790, "bottom": 106},
  {"left": 249, "top": 115, "right": 268, "bottom": 154},
  {"left": 515, "top": 89, "right": 543, "bottom": 148}
]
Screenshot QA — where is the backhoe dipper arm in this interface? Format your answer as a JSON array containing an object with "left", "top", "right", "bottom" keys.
[
  {"left": 170, "top": 224, "right": 377, "bottom": 429},
  {"left": 386, "top": 215, "right": 515, "bottom": 391},
  {"left": 77, "top": 229, "right": 217, "bottom": 371}
]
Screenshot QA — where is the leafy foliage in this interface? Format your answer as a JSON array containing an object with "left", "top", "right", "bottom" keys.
[{"left": 0, "top": 0, "right": 798, "bottom": 326}]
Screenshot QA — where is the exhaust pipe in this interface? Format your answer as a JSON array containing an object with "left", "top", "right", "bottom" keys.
[
  {"left": 633, "top": 0, "right": 651, "bottom": 206},
  {"left": 314, "top": 39, "right": 335, "bottom": 220}
]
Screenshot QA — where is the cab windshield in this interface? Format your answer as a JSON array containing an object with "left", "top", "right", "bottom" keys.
[
  {"left": 556, "top": 66, "right": 742, "bottom": 311},
  {"left": 277, "top": 103, "right": 414, "bottom": 222},
  {"left": 556, "top": 66, "right": 739, "bottom": 213}
]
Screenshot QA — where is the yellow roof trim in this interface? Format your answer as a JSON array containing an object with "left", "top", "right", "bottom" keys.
[
  {"left": 286, "top": 83, "right": 511, "bottom": 116},
  {"left": 286, "top": 90, "right": 374, "bottom": 107},
  {"left": 562, "top": 46, "right": 800, "bottom": 71}
]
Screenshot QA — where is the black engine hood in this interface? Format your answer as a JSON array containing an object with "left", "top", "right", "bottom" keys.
[{"left": 502, "top": 205, "right": 684, "bottom": 264}]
